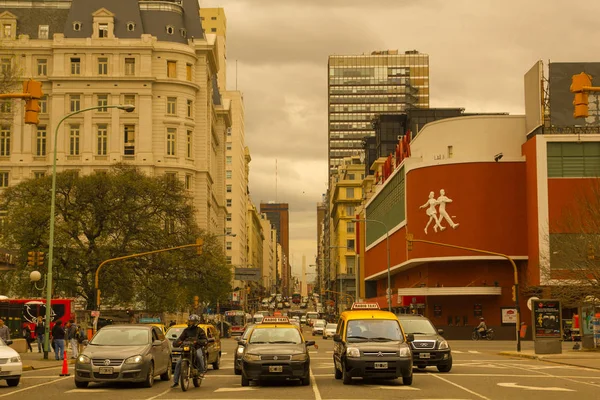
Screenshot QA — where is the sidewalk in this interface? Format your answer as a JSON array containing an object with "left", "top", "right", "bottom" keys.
[
  {"left": 20, "top": 349, "right": 76, "bottom": 371},
  {"left": 499, "top": 348, "right": 600, "bottom": 370}
]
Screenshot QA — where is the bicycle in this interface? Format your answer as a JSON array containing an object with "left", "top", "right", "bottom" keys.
[{"left": 179, "top": 340, "right": 207, "bottom": 392}]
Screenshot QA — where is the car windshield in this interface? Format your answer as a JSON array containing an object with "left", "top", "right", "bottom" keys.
[
  {"left": 326, "top": 324, "right": 337, "bottom": 330},
  {"left": 249, "top": 327, "right": 302, "bottom": 344},
  {"left": 315, "top": 320, "right": 325, "bottom": 327},
  {"left": 166, "top": 327, "right": 185, "bottom": 341},
  {"left": 91, "top": 328, "right": 150, "bottom": 346},
  {"left": 346, "top": 320, "right": 404, "bottom": 342},
  {"left": 399, "top": 319, "right": 437, "bottom": 335},
  {"left": 242, "top": 324, "right": 255, "bottom": 339}
]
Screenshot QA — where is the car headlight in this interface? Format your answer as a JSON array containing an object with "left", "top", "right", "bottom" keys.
[
  {"left": 9, "top": 356, "right": 20, "bottom": 363},
  {"left": 124, "top": 355, "right": 144, "bottom": 364},
  {"left": 237, "top": 346, "right": 245, "bottom": 354},
  {"left": 291, "top": 353, "right": 308, "bottom": 361},
  {"left": 399, "top": 345, "right": 412, "bottom": 357},
  {"left": 346, "top": 347, "right": 360, "bottom": 358},
  {"left": 243, "top": 353, "right": 261, "bottom": 361},
  {"left": 438, "top": 340, "right": 449, "bottom": 350},
  {"left": 77, "top": 354, "right": 91, "bottom": 364}
]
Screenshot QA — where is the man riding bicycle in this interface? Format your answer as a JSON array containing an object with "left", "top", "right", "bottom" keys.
[{"left": 171, "top": 314, "right": 208, "bottom": 388}]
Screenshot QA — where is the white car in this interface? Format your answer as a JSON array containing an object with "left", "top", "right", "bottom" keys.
[
  {"left": 323, "top": 323, "right": 337, "bottom": 339},
  {"left": 0, "top": 339, "right": 22, "bottom": 387},
  {"left": 311, "top": 319, "right": 326, "bottom": 336}
]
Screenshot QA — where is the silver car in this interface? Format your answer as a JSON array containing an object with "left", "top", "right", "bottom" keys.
[
  {"left": 323, "top": 323, "right": 337, "bottom": 339},
  {"left": 74, "top": 325, "right": 171, "bottom": 388}
]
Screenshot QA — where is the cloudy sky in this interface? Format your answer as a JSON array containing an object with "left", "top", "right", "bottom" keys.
[{"left": 199, "top": 0, "right": 600, "bottom": 277}]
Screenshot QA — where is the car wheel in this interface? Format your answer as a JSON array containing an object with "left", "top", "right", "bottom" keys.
[
  {"left": 6, "top": 377, "right": 20, "bottom": 387},
  {"left": 212, "top": 353, "right": 221, "bottom": 370},
  {"left": 417, "top": 365, "right": 426, "bottom": 370},
  {"left": 342, "top": 361, "right": 352, "bottom": 385},
  {"left": 301, "top": 375, "right": 310, "bottom": 386},
  {"left": 143, "top": 361, "right": 154, "bottom": 388},
  {"left": 437, "top": 358, "right": 452, "bottom": 373},
  {"left": 234, "top": 366, "right": 241, "bottom": 375},
  {"left": 241, "top": 375, "right": 250, "bottom": 387},
  {"left": 402, "top": 373, "right": 413, "bottom": 385},
  {"left": 160, "top": 360, "right": 172, "bottom": 381}
]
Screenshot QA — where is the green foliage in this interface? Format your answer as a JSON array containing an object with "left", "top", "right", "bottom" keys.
[{"left": 0, "top": 164, "right": 231, "bottom": 311}]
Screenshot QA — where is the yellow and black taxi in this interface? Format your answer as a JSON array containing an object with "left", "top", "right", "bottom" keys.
[
  {"left": 397, "top": 314, "right": 452, "bottom": 372},
  {"left": 333, "top": 302, "right": 414, "bottom": 385},
  {"left": 240, "top": 316, "right": 315, "bottom": 386},
  {"left": 165, "top": 323, "right": 221, "bottom": 372}
]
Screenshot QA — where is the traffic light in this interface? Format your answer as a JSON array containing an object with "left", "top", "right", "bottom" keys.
[
  {"left": 406, "top": 233, "right": 414, "bottom": 251},
  {"left": 570, "top": 72, "right": 592, "bottom": 118},
  {"left": 511, "top": 285, "right": 516, "bottom": 302},
  {"left": 23, "top": 79, "right": 43, "bottom": 125},
  {"left": 36, "top": 251, "right": 45, "bottom": 267},
  {"left": 27, "top": 251, "right": 35, "bottom": 267},
  {"left": 196, "top": 238, "right": 204, "bottom": 255}
]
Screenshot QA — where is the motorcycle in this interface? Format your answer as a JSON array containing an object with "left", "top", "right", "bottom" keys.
[
  {"left": 179, "top": 339, "right": 207, "bottom": 392},
  {"left": 471, "top": 328, "right": 494, "bottom": 340}
]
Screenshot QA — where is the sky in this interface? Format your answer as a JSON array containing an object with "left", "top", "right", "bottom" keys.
[{"left": 199, "top": 0, "right": 600, "bottom": 278}]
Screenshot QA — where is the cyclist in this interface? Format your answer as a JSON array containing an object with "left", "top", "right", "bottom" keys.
[{"left": 171, "top": 314, "right": 208, "bottom": 388}]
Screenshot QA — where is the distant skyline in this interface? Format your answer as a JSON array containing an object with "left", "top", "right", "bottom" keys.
[{"left": 200, "top": 0, "right": 600, "bottom": 277}]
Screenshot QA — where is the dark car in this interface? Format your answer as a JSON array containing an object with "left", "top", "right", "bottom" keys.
[
  {"left": 234, "top": 323, "right": 256, "bottom": 375},
  {"left": 241, "top": 317, "right": 315, "bottom": 386},
  {"left": 74, "top": 325, "right": 171, "bottom": 388},
  {"left": 165, "top": 324, "right": 221, "bottom": 373},
  {"left": 397, "top": 314, "right": 452, "bottom": 372}
]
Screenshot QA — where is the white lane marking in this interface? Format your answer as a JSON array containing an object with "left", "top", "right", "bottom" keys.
[
  {"left": 504, "top": 360, "right": 600, "bottom": 388},
  {"left": 221, "top": 352, "right": 227, "bottom": 355},
  {"left": 468, "top": 350, "right": 481, "bottom": 354},
  {"left": 452, "top": 363, "right": 508, "bottom": 369},
  {"left": 311, "top": 374, "right": 334, "bottom": 377},
  {"left": 0, "top": 376, "right": 71, "bottom": 398},
  {"left": 21, "top": 376, "right": 71, "bottom": 379},
  {"left": 214, "top": 387, "right": 257, "bottom": 392},
  {"left": 65, "top": 389, "right": 109, "bottom": 393},
  {"left": 452, "top": 350, "right": 463, "bottom": 353},
  {"left": 375, "top": 385, "right": 420, "bottom": 390},
  {"left": 428, "top": 372, "right": 491, "bottom": 400},
  {"left": 144, "top": 386, "right": 172, "bottom": 400},
  {"left": 310, "top": 367, "right": 322, "bottom": 400},
  {"left": 326, "top": 351, "right": 333, "bottom": 354},
  {"left": 497, "top": 382, "right": 575, "bottom": 392}
]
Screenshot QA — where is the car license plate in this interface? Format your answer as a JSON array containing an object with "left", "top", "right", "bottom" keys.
[
  {"left": 269, "top": 366, "right": 283, "bottom": 373},
  {"left": 98, "top": 367, "right": 113, "bottom": 374},
  {"left": 374, "top": 362, "right": 388, "bottom": 369},
  {"left": 419, "top": 353, "right": 431, "bottom": 359}
]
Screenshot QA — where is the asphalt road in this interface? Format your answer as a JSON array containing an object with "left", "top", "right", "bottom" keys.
[{"left": 2, "top": 326, "right": 600, "bottom": 400}]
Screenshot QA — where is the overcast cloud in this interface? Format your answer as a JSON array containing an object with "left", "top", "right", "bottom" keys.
[{"left": 200, "top": 0, "right": 600, "bottom": 277}]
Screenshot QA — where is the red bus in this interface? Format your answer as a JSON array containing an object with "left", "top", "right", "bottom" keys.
[
  {"left": 0, "top": 298, "right": 74, "bottom": 337},
  {"left": 224, "top": 310, "right": 249, "bottom": 336},
  {"left": 292, "top": 292, "right": 301, "bottom": 304}
]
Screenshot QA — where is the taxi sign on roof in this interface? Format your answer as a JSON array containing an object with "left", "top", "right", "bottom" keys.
[
  {"left": 262, "top": 316, "right": 290, "bottom": 324},
  {"left": 351, "top": 302, "right": 380, "bottom": 310}
]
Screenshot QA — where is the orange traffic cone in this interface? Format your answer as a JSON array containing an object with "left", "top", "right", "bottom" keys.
[{"left": 60, "top": 350, "right": 70, "bottom": 376}]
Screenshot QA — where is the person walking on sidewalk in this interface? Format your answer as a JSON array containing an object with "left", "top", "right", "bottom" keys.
[
  {"left": 0, "top": 319, "right": 10, "bottom": 343},
  {"left": 51, "top": 320, "right": 66, "bottom": 360},
  {"left": 21, "top": 323, "right": 33, "bottom": 352},
  {"left": 35, "top": 320, "right": 45, "bottom": 353},
  {"left": 67, "top": 320, "right": 79, "bottom": 359}
]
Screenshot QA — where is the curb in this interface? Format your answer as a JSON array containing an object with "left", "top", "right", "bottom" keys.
[
  {"left": 22, "top": 359, "right": 75, "bottom": 372},
  {"left": 498, "top": 352, "right": 600, "bottom": 371}
]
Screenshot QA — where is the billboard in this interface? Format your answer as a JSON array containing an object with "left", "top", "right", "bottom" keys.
[
  {"left": 549, "top": 62, "right": 600, "bottom": 127},
  {"left": 524, "top": 61, "right": 543, "bottom": 134},
  {"left": 234, "top": 267, "right": 261, "bottom": 281}
]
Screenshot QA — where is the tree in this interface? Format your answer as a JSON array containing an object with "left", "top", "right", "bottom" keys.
[
  {"left": 0, "top": 164, "right": 231, "bottom": 311},
  {"left": 539, "top": 178, "right": 600, "bottom": 307}
]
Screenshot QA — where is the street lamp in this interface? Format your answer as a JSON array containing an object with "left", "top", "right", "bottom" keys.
[
  {"left": 353, "top": 218, "right": 392, "bottom": 312},
  {"left": 29, "top": 270, "right": 46, "bottom": 291},
  {"left": 43, "top": 104, "right": 135, "bottom": 359}
]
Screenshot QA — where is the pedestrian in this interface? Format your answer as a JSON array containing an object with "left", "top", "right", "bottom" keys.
[
  {"left": 51, "top": 320, "right": 66, "bottom": 360},
  {"left": 35, "top": 320, "right": 45, "bottom": 353},
  {"left": 67, "top": 319, "right": 79, "bottom": 359},
  {"left": 21, "top": 323, "right": 33, "bottom": 352},
  {"left": 0, "top": 319, "right": 10, "bottom": 343}
]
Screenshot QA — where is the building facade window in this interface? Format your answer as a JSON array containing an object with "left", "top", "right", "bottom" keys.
[
  {"left": 167, "top": 61, "right": 176, "bottom": 78},
  {"left": 37, "top": 59, "right": 47, "bottom": 76},
  {"left": 226, "top": 213, "right": 232, "bottom": 222},
  {"left": 38, "top": 25, "right": 49, "bottom": 39},
  {"left": 2, "top": 24, "right": 12, "bottom": 39},
  {"left": 96, "top": 124, "right": 108, "bottom": 155},
  {"left": 34, "top": 171, "right": 45, "bottom": 179},
  {"left": 226, "top": 184, "right": 232, "bottom": 193},
  {"left": 185, "top": 174, "right": 192, "bottom": 190},
  {"left": 96, "top": 94, "right": 108, "bottom": 112},
  {"left": 124, "top": 124, "right": 135, "bottom": 155},
  {"left": 69, "top": 125, "right": 80, "bottom": 156},
  {"left": 0, "top": 58, "right": 11, "bottom": 74},
  {"left": 123, "top": 94, "right": 135, "bottom": 107},
  {"left": 166, "top": 97, "right": 177, "bottom": 115},
  {"left": 73, "top": 21, "right": 81, "bottom": 31},
  {"left": 39, "top": 96, "right": 47, "bottom": 114},
  {"left": 226, "top": 199, "right": 232, "bottom": 207},
  {"left": 226, "top": 170, "right": 232, "bottom": 179},
  {"left": 70, "top": 57, "right": 81, "bottom": 75},
  {"left": 126, "top": 22, "right": 135, "bottom": 32},
  {"left": 226, "top": 142, "right": 232, "bottom": 151},
  {"left": 226, "top": 156, "right": 232, "bottom": 165},
  {"left": 36, "top": 126, "right": 47, "bottom": 156},
  {"left": 346, "top": 221, "right": 355, "bottom": 233},
  {"left": 70, "top": 95, "right": 81, "bottom": 112},
  {"left": 166, "top": 128, "right": 176, "bottom": 156},
  {"left": 346, "top": 205, "right": 355, "bottom": 215},
  {"left": 186, "top": 130, "right": 193, "bottom": 158},
  {"left": 346, "top": 187, "right": 355, "bottom": 198},
  {"left": 0, "top": 172, "right": 8, "bottom": 188},
  {"left": 98, "top": 57, "right": 108, "bottom": 75},
  {"left": 187, "top": 99, "right": 193, "bottom": 117},
  {"left": 98, "top": 23, "right": 108, "bottom": 38},
  {"left": 166, "top": 25, "right": 174, "bottom": 35},
  {"left": 0, "top": 101, "right": 10, "bottom": 113},
  {"left": 0, "top": 127, "right": 10, "bottom": 157},
  {"left": 124, "top": 58, "right": 135, "bottom": 76},
  {"left": 226, "top": 241, "right": 232, "bottom": 250},
  {"left": 346, "top": 239, "right": 355, "bottom": 250},
  {"left": 186, "top": 64, "right": 192, "bottom": 81}
]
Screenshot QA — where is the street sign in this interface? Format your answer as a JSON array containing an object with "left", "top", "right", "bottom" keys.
[{"left": 234, "top": 267, "right": 261, "bottom": 281}]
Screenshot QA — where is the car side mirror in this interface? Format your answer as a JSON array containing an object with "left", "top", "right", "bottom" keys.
[
  {"left": 235, "top": 337, "right": 241, "bottom": 342},
  {"left": 82, "top": 340, "right": 89, "bottom": 346},
  {"left": 333, "top": 334, "right": 342, "bottom": 342},
  {"left": 406, "top": 333, "right": 415, "bottom": 343},
  {"left": 305, "top": 340, "right": 315, "bottom": 346},
  {"left": 153, "top": 339, "right": 162, "bottom": 346},
  {"left": 5, "top": 340, "right": 12, "bottom": 345},
  {"left": 437, "top": 329, "right": 444, "bottom": 336}
]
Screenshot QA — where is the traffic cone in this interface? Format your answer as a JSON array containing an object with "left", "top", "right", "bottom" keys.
[{"left": 60, "top": 350, "right": 70, "bottom": 376}]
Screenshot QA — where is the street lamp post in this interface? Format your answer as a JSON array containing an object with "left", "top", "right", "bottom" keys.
[
  {"left": 43, "top": 104, "right": 134, "bottom": 359},
  {"left": 353, "top": 218, "right": 392, "bottom": 312}
]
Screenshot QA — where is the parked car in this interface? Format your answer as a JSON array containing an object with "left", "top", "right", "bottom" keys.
[
  {"left": 323, "top": 323, "right": 337, "bottom": 339},
  {"left": 74, "top": 325, "right": 171, "bottom": 388},
  {"left": 0, "top": 339, "right": 21, "bottom": 387},
  {"left": 166, "top": 323, "right": 222, "bottom": 373}
]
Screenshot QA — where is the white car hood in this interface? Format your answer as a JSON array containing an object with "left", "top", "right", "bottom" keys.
[{"left": 0, "top": 345, "right": 20, "bottom": 358}]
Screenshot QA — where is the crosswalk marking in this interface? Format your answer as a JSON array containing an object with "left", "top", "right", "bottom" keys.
[{"left": 452, "top": 350, "right": 481, "bottom": 354}]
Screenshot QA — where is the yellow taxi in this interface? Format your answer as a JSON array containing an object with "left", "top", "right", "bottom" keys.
[
  {"left": 240, "top": 316, "right": 316, "bottom": 386},
  {"left": 165, "top": 323, "right": 222, "bottom": 372},
  {"left": 332, "top": 302, "right": 414, "bottom": 385}
]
